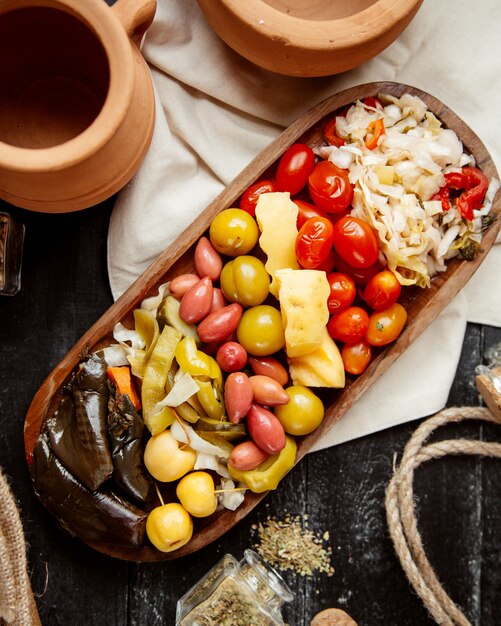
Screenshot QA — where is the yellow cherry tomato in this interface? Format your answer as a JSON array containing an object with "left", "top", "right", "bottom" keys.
[
  {"left": 209, "top": 208, "right": 259, "bottom": 257},
  {"left": 220, "top": 256, "right": 270, "bottom": 307},
  {"left": 274, "top": 385, "right": 324, "bottom": 436},
  {"left": 236, "top": 305, "right": 285, "bottom": 356},
  {"left": 366, "top": 303, "right": 407, "bottom": 347}
]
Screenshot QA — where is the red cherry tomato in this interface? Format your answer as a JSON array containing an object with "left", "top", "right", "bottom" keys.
[
  {"left": 308, "top": 161, "right": 353, "bottom": 214},
  {"left": 216, "top": 341, "right": 248, "bottom": 373},
  {"left": 366, "top": 303, "right": 407, "bottom": 347},
  {"left": 327, "top": 306, "right": 369, "bottom": 345},
  {"left": 275, "top": 143, "right": 315, "bottom": 196},
  {"left": 316, "top": 248, "right": 336, "bottom": 273},
  {"left": 295, "top": 217, "right": 334, "bottom": 269},
  {"left": 363, "top": 97, "right": 382, "bottom": 109},
  {"left": 329, "top": 208, "right": 351, "bottom": 225},
  {"left": 341, "top": 340, "right": 372, "bottom": 375},
  {"left": 335, "top": 257, "right": 382, "bottom": 286},
  {"left": 363, "top": 270, "right": 402, "bottom": 310},
  {"left": 326, "top": 272, "right": 357, "bottom": 314},
  {"left": 323, "top": 118, "right": 345, "bottom": 148},
  {"left": 239, "top": 179, "right": 277, "bottom": 217},
  {"left": 333, "top": 216, "right": 379, "bottom": 269},
  {"left": 294, "top": 199, "right": 333, "bottom": 230}
]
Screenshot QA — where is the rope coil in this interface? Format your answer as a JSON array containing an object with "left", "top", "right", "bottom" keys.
[
  {"left": 0, "top": 470, "right": 41, "bottom": 626},
  {"left": 385, "top": 406, "right": 501, "bottom": 626}
]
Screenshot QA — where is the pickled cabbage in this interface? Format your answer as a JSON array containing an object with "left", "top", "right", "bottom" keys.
[{"left": 318, "top": 94, "right": 499, "bottom": 287}]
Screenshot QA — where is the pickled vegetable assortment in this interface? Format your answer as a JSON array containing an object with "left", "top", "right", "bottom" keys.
[{"left": 32, "top": 92, "right": 497, "bottom": 554}]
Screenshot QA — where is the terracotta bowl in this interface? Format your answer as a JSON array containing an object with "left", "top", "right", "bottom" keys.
[
  {"left": 0, "top": 0, "right": 156, "bottom": 213},
  {"left": 196, "top": 0, "right": 424, "bottom": 77}
]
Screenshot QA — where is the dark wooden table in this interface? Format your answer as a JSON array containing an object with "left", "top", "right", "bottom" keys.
[{"left": 1, "top": 198, "right": 500, "bottom": 626}]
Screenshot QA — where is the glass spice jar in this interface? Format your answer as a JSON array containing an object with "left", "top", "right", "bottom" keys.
[
  {"left": 0, "top": 212, "right": 24, "bottom": 296},
  {"left": 176, "top": 549, "right": 294, "bottom": 626}
]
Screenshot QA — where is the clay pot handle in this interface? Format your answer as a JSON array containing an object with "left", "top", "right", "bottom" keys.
[{"left": 112, "top": 0, "right": 157, "bottom": 45}]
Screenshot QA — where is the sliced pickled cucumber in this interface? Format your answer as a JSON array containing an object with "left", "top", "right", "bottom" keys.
[
  {"left": 157, "top": 296, "right": 200, "bottom": 343},
  {"left": 195, "top": 429, "right": 246, "bottom": 443},
  {"left": 196, "top": 416, "right": 230, "bottom": 432},
  {"left": 196, "top": 432, "right": 234, "bottom": 455},
  {"left": 176, "top": 401, "right": 200, "bottom": 424},
  {"left": 195, "top": 416, "right": 246, "bottom": 439}
]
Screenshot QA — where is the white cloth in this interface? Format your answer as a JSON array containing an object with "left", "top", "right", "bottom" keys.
[{"left": 108, "top": 0, "right": 501, "bottom": 451}]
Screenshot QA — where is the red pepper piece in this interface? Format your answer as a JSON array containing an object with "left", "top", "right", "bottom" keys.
[
  {"left": 364, "top": 119, "right": 385, "bottom": 150},
  {"left": 431, "top": 185, "right": 451, "bottom": 212},
  {"left": 453, "top": 167, "right": 488, "bottom": 221},
  {"left": 444, "top": 170, "right": 468, "bottom": 189},
  {"left": 432, "top": 166, "right": 488, "bottom": 221}
]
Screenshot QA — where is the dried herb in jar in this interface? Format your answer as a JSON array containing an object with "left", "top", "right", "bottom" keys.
[
  {"left": 176, "top": 550, "right": 292, "bottom": 626},
  {"left": 180, "top": 576, "right": 276, "bottom": 626}
]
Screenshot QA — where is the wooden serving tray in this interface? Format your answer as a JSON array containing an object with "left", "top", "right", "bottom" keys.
[{"left": 24, "top": 82, "right": 501, "bottom": 561}]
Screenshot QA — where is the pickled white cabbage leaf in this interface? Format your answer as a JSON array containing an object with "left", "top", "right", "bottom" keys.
[
  {"left": 112, "top": 322, "right": 146, "bottom": 350},
  {"left": 100, "top": 344, "right": 130, "bottom": 367},
  {"left": 170, "top": 420, "right": 230, "bottom": 458},
  {"left": 154, "top": 370, "right": 199, "bottom": 409},
  {"left": 194, "top": 453, "right": 230, "bottom": 478},
  {"left": 140, "top": 282, "right": 170, "bottom": 316}
]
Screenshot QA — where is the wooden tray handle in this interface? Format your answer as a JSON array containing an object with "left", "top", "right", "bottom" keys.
[{"left": 112, "top": 0, "right": 157, "bottom": 45}]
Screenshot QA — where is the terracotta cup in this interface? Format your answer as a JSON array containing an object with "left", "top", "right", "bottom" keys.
[{"left": 0, "top": 0, "right": 157, "bottom": 213}]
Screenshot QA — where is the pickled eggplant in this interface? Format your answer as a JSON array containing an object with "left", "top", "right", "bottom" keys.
[
  {"left": 32, "top": 433, "right": 147, "bottom": 547},
  {"left": 47, "top": 353, "right": 113, "bottom": 491},
  {"left": 107, "top": 392, "right": 155, "bottom": 504}
]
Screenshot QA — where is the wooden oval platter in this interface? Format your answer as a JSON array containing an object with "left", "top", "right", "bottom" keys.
[{"left": 24, "top": 82, "right": 501, "bottom": 561}]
